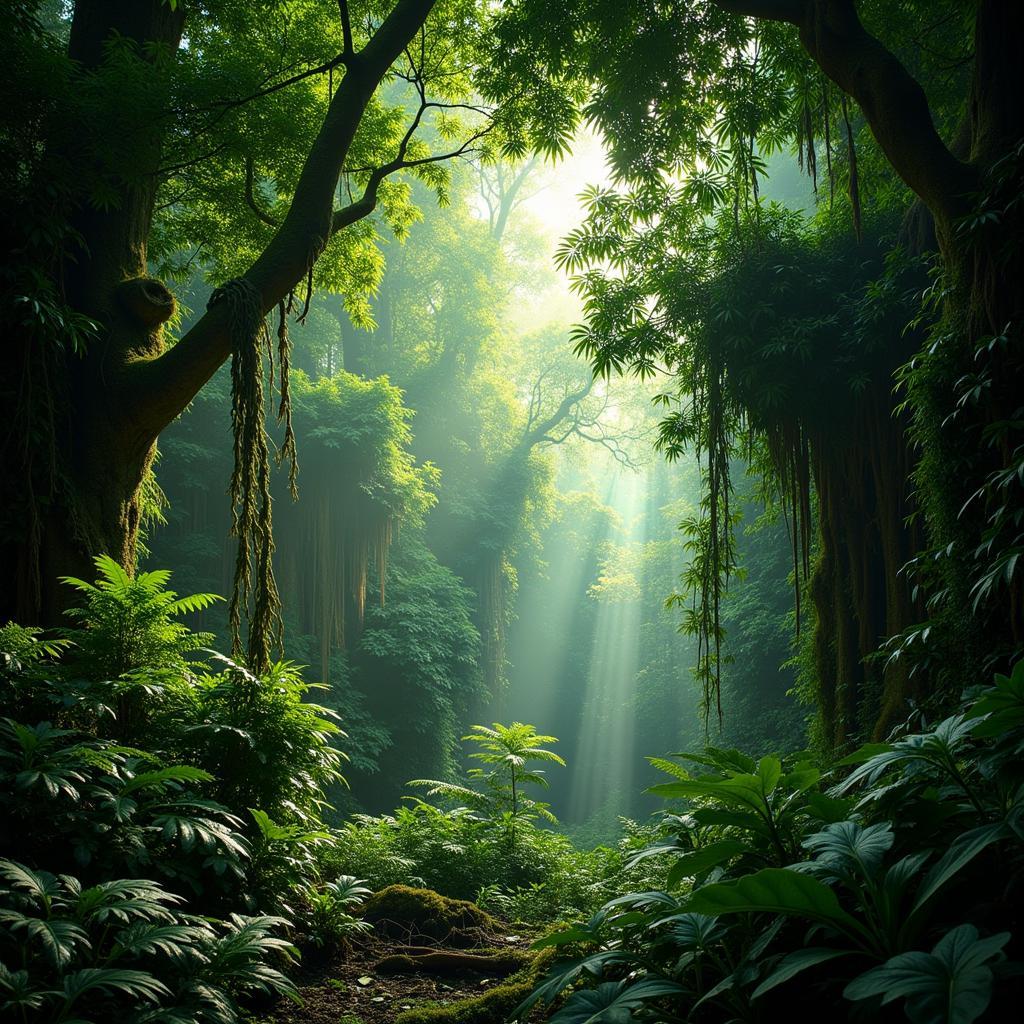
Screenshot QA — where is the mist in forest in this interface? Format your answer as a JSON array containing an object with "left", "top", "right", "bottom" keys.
[
  {"left": 7, "top": 5, "right": 1021, "bottom": 1021},
  {"left": 141, "top": 136, "right": 803, "bottom": 838}
]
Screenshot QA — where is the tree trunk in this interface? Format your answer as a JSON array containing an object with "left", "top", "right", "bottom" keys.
[
  {"left": 810, "top": 374, "right": 923, "bottom": 747},
  {"left": 4, "top": 1, "right": 184, "bottom": 623},
  {"left": 719, "top": 0, "right": 1024, "bottom": 729},
  {"left": 2, "top": 0, "right": 437, "bottom": 625}
]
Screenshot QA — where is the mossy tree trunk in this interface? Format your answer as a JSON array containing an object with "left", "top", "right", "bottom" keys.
[
  {"left": 1, "top": 0, "right": 438, "bottom": 626},
  {"left": 722, "top": 0, "right": 1024, "bottom": 729},
  {"left": 810, "top": 376, "right": 923, "bottom": 746}
]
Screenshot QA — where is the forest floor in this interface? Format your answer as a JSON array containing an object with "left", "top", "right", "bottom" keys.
[{"left": 265, "top": 925, "right": 537, "bottom": 1024}]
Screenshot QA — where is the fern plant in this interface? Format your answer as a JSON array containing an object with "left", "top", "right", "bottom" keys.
[
  {"left": 61, "top": 554, "right": 219, "bottom": 680},
  {"left": 302, "top": 874, "right": 373, "bottom": 949},
  {"left": 177, "top": 654, "right": 345, "bottom": 826},
  {"left": 409, "top": 722, "right": 566, "bottom": 843},
  {"left": 0, "top": 717, "right": 250, "bottom": 900},
  {"left": 248, "top": 808, "right": 332, "bottom": 915},
  {"left": 0, "top": 859, "right": 299, "bottom": 1023}
]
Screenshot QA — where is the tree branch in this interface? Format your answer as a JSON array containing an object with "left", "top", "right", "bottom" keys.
[
  {"left": 339, "top": 0, "right": 354, "bottom": 56},
  {"left": 713, "top": 0, "right": 976, "bottom": 219},
  {"left": 244, "top": 157, "right": 281, "bottom": 228},
  {"left": 128, "top": 0, "right": 439, "bottom": 438},
  {"left": 331, "top": 121, "right": 493, "bottom": 234},
  {"left": 520, "top": 376, "right": 595, "bottom": 449}
]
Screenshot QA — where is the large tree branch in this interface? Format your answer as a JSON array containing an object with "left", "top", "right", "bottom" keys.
[
  {"left": 128, "top": 0, "right": 438, "bottom": 439},
  {"left": 520, "top": 376, "right": 595, "bottom": 450},
  {"left": 714, "top": 0, "right": 977, "bottom": 220},
  {"left": 332, "top": 117, "right": 492, "bottom": 234}
]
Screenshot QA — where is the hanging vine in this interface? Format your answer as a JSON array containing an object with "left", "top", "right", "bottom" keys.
[{"left": 207, "top": 277, "right": 298, "bottom": 673}]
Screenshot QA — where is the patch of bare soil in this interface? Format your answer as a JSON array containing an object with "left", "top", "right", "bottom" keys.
[{"left": 266, "top": 927, "right": 534, "bottom": 1024}]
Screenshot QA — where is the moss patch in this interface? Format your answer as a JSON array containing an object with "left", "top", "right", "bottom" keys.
[
  {"left": 393, "top": 950, "right": 553, "bottom": 1024},
  {"left": 361, "top": 885, "right": 498, "bottom": 943}
]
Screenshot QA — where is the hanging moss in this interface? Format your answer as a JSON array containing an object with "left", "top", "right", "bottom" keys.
[
  {"left": 670, "top": 211, "right": 930, "bottom": 745},
  {"left": 150, "top": 367, "right": 435, "bottom": 683},
  {"left": 207, "top": 277, "right": 297, "bottom": 673},
  {"left": 275, "top": 371, "right": 435, "bottom": 680}
]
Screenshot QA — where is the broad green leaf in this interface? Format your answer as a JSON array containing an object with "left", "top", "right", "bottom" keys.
[
  {"left": 805, "top": 792, "right": 856, "bottom": 823},
  {"left": 0, "top": 860, "right": 59, "bottom": 903},
  {"left": 803, "top": 821, "right": 894, "bottom": 878},
  {"left": 781, "top": 764, "right": 820, "bottom": 792},
  {"left": 686, "top": 868, "right": 864, "bottom": 936},
  {"left": 757, "top": 756, "right": 782, "bottom": 795},
  {"left": 666, "top": 839, "right": 747, "bottom": 888},
  {"left": 691, "top": 807, "right": 771, "bottom": 837},
  {"left": 844, "top": 925, "right": 1009, "bottom": 1024},
  {"left": 752, "top": 947, "right": 854, "bottom": 999},
  {"left": 912, "top": 823, "right": 1006, "bottom": 913},
  {"left": 659, "top": 913, "right": 723, "bottom": 947},
  {"left": 549, "top": 978, "right": 687, "bottom": 1024},
  {"left": 512, "top": 951, "right": 632, "bottom": 1017},
  {"left": 649, "top": 777, "right": 767, "bottom": 814}
]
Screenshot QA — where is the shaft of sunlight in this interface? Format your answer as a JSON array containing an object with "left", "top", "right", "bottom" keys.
[{"left": 567, "top": 468, "right": 649, "bottom": 831}]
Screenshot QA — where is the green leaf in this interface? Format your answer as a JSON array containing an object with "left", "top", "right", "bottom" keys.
[
  {"left": 512, "top": 951, "right": 631, "bottom": 1017},
  {"left": 834, "top": 742, "right": 893, "bottom": 767},
  {"left": 844, "top": 925, "right": 1009, "bottom": 1024},
  {"left": 691, "top": 807, "right": 771, "bottom": 837},
  {"left": 803, "top": 821, "right": 894, "bottom": 878},
  {"left": 805, "top": 792, "right": 855, "bottom": 823},
  {"left": 14, "top": 918, "right": 88, "bottom": 968},
  {"left": 666, "top": 839, "right": 747, "bottom": 887},
  {"left": 0, "top": 860, "right": 60, "bottom": 903},
  {"left": 781, "top": 764, "right": 820, "bottom": 792},
  {"left": 912, "top": 823, "right": 1007, "bottom": 913},
  {"left": 686, "top": 868, "right": 864, "bottom": 936},
  {"left": 757, "top": 756, "right": 782, "bottom": 795},
  {"left": 752, "top": 947, "right": 854, "bottom": 999},
  {"left": 61, "top": 967, "right": 171, "bottom": 1004},
  {"left": 120, "top": 765, "right": 213, "bottom": 795},
  {"left": 648, "top": 776, "right": 767, "bottom": 814},
  {"left": 549, "top": 978, "right": 687, "bottom": 1024}
]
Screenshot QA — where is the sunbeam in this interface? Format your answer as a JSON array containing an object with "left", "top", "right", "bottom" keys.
[{"left": 566, "top": 468, "right": 649, "bottom": 829}]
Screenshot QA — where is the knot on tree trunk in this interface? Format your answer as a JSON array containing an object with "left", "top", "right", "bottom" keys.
[{"left": 116, "top": 277, "right": 176, "bottom": 330}]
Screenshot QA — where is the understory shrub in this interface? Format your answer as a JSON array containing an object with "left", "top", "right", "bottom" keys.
[
  {"left": 0, "top": 559, "right": 345, "bottom": 1021},
  {"left": 0, "top": 859, "right": 298, "bottom": 1023},
  {"left": 517, "top": 664, "right": 1024, "bottom": 1023},
  {"left": 325, "top": 801, "right": 668, "bottom": 924}
]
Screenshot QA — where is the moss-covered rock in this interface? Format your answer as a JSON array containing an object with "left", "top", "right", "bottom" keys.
[{"left": 361, "top": 885, "right": 498, "bottom": 943}]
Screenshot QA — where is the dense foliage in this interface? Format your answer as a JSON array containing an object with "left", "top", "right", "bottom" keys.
[
  {"left": 517, "top": 665, "right": 1024, "bottom": 1023},
  {"left": 4, "top": 2, "right": 1024, "bottom": 1022}
]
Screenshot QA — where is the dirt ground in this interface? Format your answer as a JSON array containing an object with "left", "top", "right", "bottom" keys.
[{"left": 265, "top": 928, "right": 535, "bottom": 1024}]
